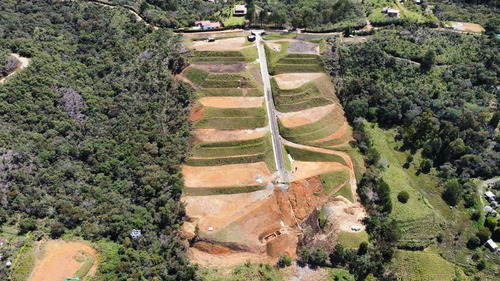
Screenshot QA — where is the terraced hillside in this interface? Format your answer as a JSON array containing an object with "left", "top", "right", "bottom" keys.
[{"left": 179, "top": 34, "right": 366, "bottom": 266}]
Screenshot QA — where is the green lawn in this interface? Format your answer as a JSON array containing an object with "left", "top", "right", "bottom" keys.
[
  {"left": 271, "top": 78, "right": 333, "bottom": 112},
  {"left": 337, "top": 230, "right": 369, "bottom": 248},
  {"left": 183, "top": 185, "right": 266, "bottom": 196},
  {"left": 333, "top": 182, "right": 354, "bottom": 202},
  {"left": 320, "top": 170, "right": 350, "bottom": 195},
  {"left": 185, "top": 67, "right": 209, "bottom": 86}
]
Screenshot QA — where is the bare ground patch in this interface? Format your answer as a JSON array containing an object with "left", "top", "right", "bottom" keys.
[
  {"left": 287, "top": 40, "right": 319, "bottom": 54},
  {"left": 291, "top": 161, "right": 350, "bottom": 182},
  {"left": 28, "top": 240, "right": 98, "bottom": 281},
  {"left": 324, "top": 196, "right": 366, "bottom": 232},
  {"left": 190, "top": 37, "right": 247, "bottom": 51},
  {"left": 198, "top": 97, "right": 264, "bottom": 108},
  {"left": 193, "top": 127, "right": 268, "bottom": 143},
  {"left": 182, "top": 162, "right": 273, "bottom": 188},
  {"left": 190, "top": 62, "right": 246, "bottom": 73},
  {"left": 273, "top": 73, "right": 325, "bottom": 89},
  {"left": 278, "top": 104, "right": 334, "bottom": 128}
]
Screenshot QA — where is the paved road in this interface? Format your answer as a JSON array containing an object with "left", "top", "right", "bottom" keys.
[{"left": 255, "top": 33, "right": 288, "bottom": 182}]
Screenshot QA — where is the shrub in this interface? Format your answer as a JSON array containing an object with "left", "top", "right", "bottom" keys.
[
  {"left": 442, "top": 178, "right": 462, "bottom": 206},
  {"left": 492, "top": 227, "right": 500, "bottom": 242},
  {"left": 477, "top": 227, "right": 491, "bottom": 244},
  {"left": 467, "top": 236, "right": 481, "bottom": 249},
  {"left": 397, "top": 191, "right": 409, "bottom": 203},
  {"left": 485, "top": 215, "right": 498, "bottom": 232},
  {"left": 49, "top": 222, "right": 65, "bottom": 238},
  {"left": 357, "top": 241, "right": 368, "bottom": 255},
  {"left": 278, "top": 253, "right": 293, "bottom": 267},
  {"left": 19, "top": 218, "right": 37, "bottom": 234}
]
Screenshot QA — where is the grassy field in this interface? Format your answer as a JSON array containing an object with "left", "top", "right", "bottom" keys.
[
  {"left": 319, "top": 170, "right": 350, "bottom": 195},
  {"left": 337, "top": 230, "right": 369, "bottom": 248},
  {"left": 279, "top": 109, "right": 346, "bottom": 144},
  {"left": 185, "top": 67, "right": 209, "bottom": 86},
  {"left": 183, "top": 185, "right": 266, "bottom": 196},
  {"left": 194, "top": 106, "right": 268, "bottom": 130},
  {"left": 365, "top": 124, "right": 439, "bottom": 240},
  {"left": 392, "top": 248, "right": 466, "bottom": 281},
  {"left": 190, "top": 48, "right": 258, "bottom": 63},
  {"left": 333, "top": 182, "right": 354, "bottom": 202},
  {"left": 271, "top": 78, "right": 333, "bottom": 112},
  {"left": 285, "top": 145, "right": 347, "bottom": 165}
]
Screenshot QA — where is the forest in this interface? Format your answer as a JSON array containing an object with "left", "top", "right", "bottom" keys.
[{"left": 0, "top": 1, "right": 196, "bottom": 280}]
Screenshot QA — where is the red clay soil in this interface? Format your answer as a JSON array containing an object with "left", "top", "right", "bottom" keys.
[
  {"left": 182, "top": 162, "right": 273, "bottom": 188},
  {"left": 291, "top": 161, "right": 350, "bottom": 182},
  {"left": 278, "top": 104, "right": 335, "bottom": 128},
  {"left": 198, "top": 97, "right": 264, "bottom": 108},
  {"left": 190, "top": 104, "right": 205, "bottom": 123},
  {"left": 192, "top": 127, "right": 268, "bottom": 143},
  {"left": 28, "top": 240, "right": 99, "bottom": 281},
  {"left": 286, "top": 176, "right": 325, "bottom": 222}
]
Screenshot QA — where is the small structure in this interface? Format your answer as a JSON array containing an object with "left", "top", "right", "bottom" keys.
[
  {"left": 486, "top": 239, "right": 498, "bottom": 252},
  {"left": 387, "top": 8, "right": 401, "bottom": 18},
  {"left": 208, "top": 37, "right": 216, "bottom": 42},
  {"left": 247, "top": 35, "right": 256, "bottom": 42},
  {"left": 130, "top": 229, "right": 142, "bottom": 240},
  {"left": 233, "top": 4, "right": 247, "bottom": 16},
  {"left": 382, "top": 6, "right": 390, "bottom": 13},
  {"left": 484, "top": 205, "right": 493, "bottom": 214},
  {"left": 485, "top": 191, "right": 496, "bottom": 202},
  {"left": 414, "top": 0, "right": 421, "bottom": 4},
  {"left": 194, "top": 20, "right": 222, "bottom": 30}
]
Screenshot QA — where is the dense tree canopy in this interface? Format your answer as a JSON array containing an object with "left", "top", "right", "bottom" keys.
[{"left": 0, "top": 1, "right": 195, "bottom": 280}]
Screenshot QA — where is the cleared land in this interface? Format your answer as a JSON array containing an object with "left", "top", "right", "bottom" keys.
[
  {"left": 448, "top": 21, "right": 484, "bottom": 33},
  {"left": 193, "top": 127, "right": 268, "bottom": 143},
  {"left": 182, "top": 162, "right": 273, "bottom": 188},
  {"left": 273, "top": 73, "right": 324, "bottom": 89},
  {"left": 28, "top": 240, "right": 98, "bottom": 281},
  {"left": 287, "top": 40, "right": 319, "bottom": 54},
  {"left": 198, "top": 97, "right": 264, "bottom": 108},
  {"left": 191, "top": 37, "right": 247, "bottom": 51},
  {"left": 193, "top": 106, "right": 268, "bottom": 130},
  {"left": 278, "top": 104, "right": 335, "bottom": 128},
  {"left": 190, "top": 62, "right": 246, "bottom": 73}
]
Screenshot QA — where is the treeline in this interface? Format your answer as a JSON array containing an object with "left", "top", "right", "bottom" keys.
[
  {"left": 338, "top": 26, "right": 499, "bottom": 184},
  {"left": 0, "top": 1, "right": 196, "bottom": 280},
  {"left": 251, "top": 0, "right": 365, "bottom": 31}
]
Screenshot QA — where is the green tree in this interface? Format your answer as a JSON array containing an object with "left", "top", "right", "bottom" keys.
[
  {"left": 421, "top": 49, "right": 436, "bottom": 71},
  {"left": 442, "top": 178, "right": 462, "bottom": 206},
  {"left": 397, "top": 191, "right": 409, "bottom": 203}
]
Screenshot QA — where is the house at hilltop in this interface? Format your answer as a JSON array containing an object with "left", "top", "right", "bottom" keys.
[
  {"left": 233, "top": 4, "right": 247, "bottom": 16},
  {"left": 194, "top": 20, "right": 222, "bottom": 30},
  {"left": 382, "top": 7, "right": 400, "bottom": 18}
]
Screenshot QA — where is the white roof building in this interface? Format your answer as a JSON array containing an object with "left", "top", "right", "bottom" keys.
[{"left": 486, "top": 239, "right": 498, "bottom": 251}]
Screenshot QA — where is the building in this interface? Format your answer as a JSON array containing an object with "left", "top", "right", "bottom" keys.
[
  {"left": 387, "top": 8, "right": 400, "bottom": 18},
  {"left": 485, "top": 191, "right": 496, "bottom": 202},
  {"left": 247, "top": 35, "right": 256, "bottom": 42},
  {"left": 486, "top": 239, "right": 498, "bottom": 252},
  {"left": 233, "top": 4, "right": 247, "bottom": 16},
  {"left": 194, "top": 20, "right": 222, "bottom": 30}
]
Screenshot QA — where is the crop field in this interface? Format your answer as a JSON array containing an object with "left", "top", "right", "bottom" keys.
[
  {"left": 279, "top": 109, "right": 346, "bottom": 145},
  {"left": 193, "top": 106, "right": 268, "bottom": 130},
  {"left": 265, "top": 42, "right": 324, "bottom": 74},
  {"left": 271, "top": 78, "right": 333, "bottom": 112}
]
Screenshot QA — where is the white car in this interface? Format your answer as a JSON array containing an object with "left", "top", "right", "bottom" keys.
[{"left": 351, "top": 226, "right": 361, "bottom": 231}]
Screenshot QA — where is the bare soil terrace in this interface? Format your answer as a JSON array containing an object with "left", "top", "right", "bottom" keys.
[
  {"left": 273, "top": 73, "right": 325, "bottom": 89},
  {"left": 198, "top": 97, "right": 264, "bottom": 108}
]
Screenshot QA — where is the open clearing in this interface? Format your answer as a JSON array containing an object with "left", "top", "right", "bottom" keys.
[
  {"left": 292, "top": 161, "right": 350, "bottom": 182},
  {"left": 191, "top": 37, "right": 248, "bottom": 51},
  {"left": 449, "top": 21, "right": 484, "bottom": 33},
  {"left": 324, "top": 196, "right": 366, "bottom": 232},
  {"left": 287, "top": 40, "right": 319, "bottom": 54},
  {"left": 198, "top": 97, "right": 263, "bottom": 108},
  {"left": 278, "top": 104, "right": 334, "bottom": 128},
  {"left": 273, "top": 73, "right": 325, "bottom": 89},
  {"left": 193, "top": 127, "right": 268, "bottom": 143},
  {"left": 190, "top": 62, "right": 246, "bottom": 73},
  {"left": 28, "top": 240, "right": 98, "bottom": 281},
  {"left": 0, "top": 54, "right": 30, "bottom": 83},
  {"left": 183, "top": 162, "right": 273, "bottom": 188}
]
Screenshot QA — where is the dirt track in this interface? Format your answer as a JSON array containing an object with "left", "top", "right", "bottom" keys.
[
  {"left": 198, "top": 97, "right": 264, "bottom": 108},
  {"left": 28, "top": 240, "right": 98, "bottom": 281},
  {"left": 0, "top": 54, "right": 30, "bottom": 83},
  {"left": 278, "top": 104, "right": 334, "bottom": 128},
  {"left": 273, "top": 73, "right": 325, "bottom": 89},
  {"left": 183, "top": 162, "right": 273, "bottom": 188}
]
